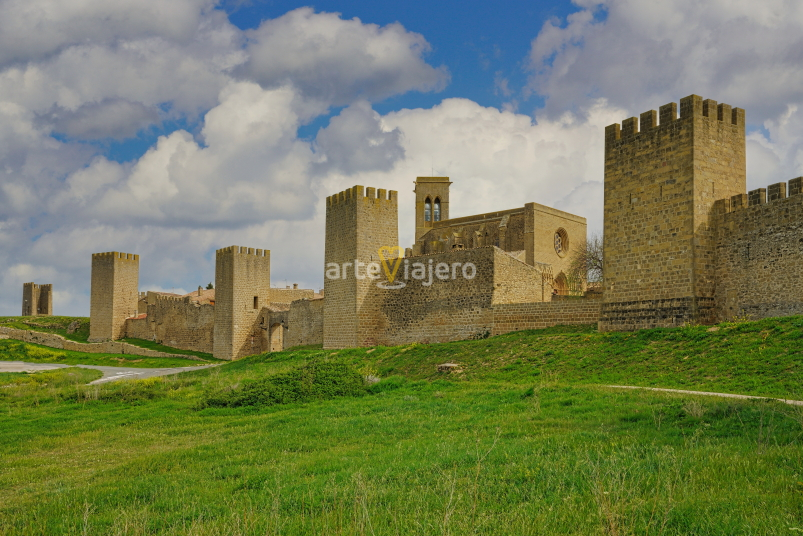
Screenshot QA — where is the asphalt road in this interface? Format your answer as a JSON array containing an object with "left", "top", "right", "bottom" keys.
[{"left": 0, "top": 361, "right": 217, "bottom": 384}]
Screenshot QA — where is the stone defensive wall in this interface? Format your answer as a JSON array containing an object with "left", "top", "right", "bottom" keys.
[
  {"left": 714, "top": 176, "right": 803, "bottom": 320},
  {"left": 492, "top": 300, "right": 602, "bottom": 335},
  {"left": 285, "top": 298, "right": 323, "bottom": 348},
  {"left": 269, "top": 287, "right": 314, "bottom": 305},
  {"left": 0, "top": 326, "right": 201, "bottom": 360},
  {"left": 126, "top": 292, "right": 215, "bottom": 354},
  {"left": 372, "top": 247, "right": 550, "bottom": 346}
]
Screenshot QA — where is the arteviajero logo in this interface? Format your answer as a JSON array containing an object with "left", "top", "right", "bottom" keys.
[
  {"left": 378, "top": 246, "right": 405, "bottom": 289},
  {"left": 325, "top": 247, "right": 477, "bottom": 289}
]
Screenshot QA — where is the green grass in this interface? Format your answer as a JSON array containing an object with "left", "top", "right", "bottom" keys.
[
  {"left": 0, "top": 340, "right": 211, "bottom": 369},
  {"left": 0, "top": 316, "right": 802, "bottom": 534},
  {"left": 120, "top": 338, "right": 217, "bottom": 361},
  {"left": 0, "top": 316, "right": 90, "bottom": 342},
  {"left": 249, "top": 316, "right": 801, "bottom": 399}
]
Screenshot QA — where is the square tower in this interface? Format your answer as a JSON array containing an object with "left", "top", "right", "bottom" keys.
[
  {"left": 89, "top": 252, "right": 139, "bottom": 341},
  {"left": 601, "top": 95, "right": 746, "bottom": 330},
  {"left": 324, "top": 186, "right": 398, "bottom": 349},
  {"left": 213, "top": 246, "right": 271, "bottom": 360},
  {"left": 22, "top": 283, "right": 53, "bottom": 316},
  {"left": 414, "top": 177, "right": 451, "bottom": 241}
]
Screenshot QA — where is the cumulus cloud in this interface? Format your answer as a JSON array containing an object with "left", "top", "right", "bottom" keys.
[
  {"left": 38, "top": 99, "right": 160, "bottom": 140},
  {"left": 528, "top": 0, "right": 803, "bottom": 121},
  {"left": 0, "top": 0, "right": 214, "bottom": 66},
  {"left": 314, "top": 101, "right": 405, "bottom": 175},
  {"left": 50, "top": 83, "right": 318, "bottom": 227},
  {"left": 242, "top": 8, "right": 449, "bottom": 105}
]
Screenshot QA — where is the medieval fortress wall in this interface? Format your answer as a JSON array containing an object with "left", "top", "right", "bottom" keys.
[
  {"left": 715, "top": 177, "right": 803, "bottom": 320},
  {"left": 60, "top": 92, "right": 803, "bottom": 358},
  {"left": 127, "top": 292, "right": 216, "bottom": 354}
]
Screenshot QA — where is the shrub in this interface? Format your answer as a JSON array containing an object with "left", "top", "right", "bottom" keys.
[{"left": 201, "top": 362, "right": 367, "bottom": 408}]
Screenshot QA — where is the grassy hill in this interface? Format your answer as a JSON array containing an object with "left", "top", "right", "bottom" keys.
[{"left": 1, "top": 317, "right": 802, "bottom": 534}]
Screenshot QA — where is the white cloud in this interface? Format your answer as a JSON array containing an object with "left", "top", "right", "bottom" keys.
[
  {"left": 314, "top": 100, "right": 405, "bottom": 175},
  {"left": 242, "top": 8, "right": 449, "bottom": 105},
  {"left": 0, "top": 0, "right": 214, "bottom": 66},
  {"left": 529, "top": 0, "right": 803, "bottom": 121},
  {"left": 40, "top": 99, "right": 160, "bottom": 140}
]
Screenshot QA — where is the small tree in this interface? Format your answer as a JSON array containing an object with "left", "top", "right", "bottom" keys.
[
  {"left": 568, "top": 233, "right": 603, "bottom": 291},
  {"left": 206, "top": 282, "right": 214, "bottom": 290}
]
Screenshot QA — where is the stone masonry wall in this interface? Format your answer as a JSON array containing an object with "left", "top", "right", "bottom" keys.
[
  {"left": 285, "top": 298, "right": 324, "bottom": 348},
  {"left": 0, "top": 326, "right": 201, "bottom": 360},
  {"left": 492, "top": 301, "right": 602, "bottom": 335},
  {"left": 373, "top": 247, "right": 547, "bottom": 346},
  {"left": 377, "top": 248, "right": 497, "bottom": 345},
  {"left": 527, "top": 203, "right": 587, "bottom": 281},
  {"left": 89, "top": 252, "right": 139, "bottom": 341},
  {"left": 214, "top": 246, "right": 271, "bottom": 360},
  {"left": 269, "top": 288, "right": 314, "bottom": 305},
  {"left": 602, "top": 95, "right": 746, "bottom": 331},
  {"left": 126, "top": 293, "right": 215, "bottom": 354},
  {"left": 714, "top": 178, "right": 803, "bottom": 320}
]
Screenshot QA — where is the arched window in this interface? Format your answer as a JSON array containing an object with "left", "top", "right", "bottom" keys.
[
  {"left": 434, "top": 198, "right": 441, "bottom": 221},
  {"left": 424, "top": 198, "right": 432, "bottom": 222}
]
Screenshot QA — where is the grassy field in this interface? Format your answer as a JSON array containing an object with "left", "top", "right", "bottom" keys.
[
  {"left": 0, "top": 339, "right": 211, "bottom": 369},
  {"left": 1, "top": 317, "right": 802, "bottom": 535},
  {"left": 0, "top": 316, "right": 91, "bottom": 342},
  {"left": 119, "top": 338, "right": 216, "bottom": 361}
]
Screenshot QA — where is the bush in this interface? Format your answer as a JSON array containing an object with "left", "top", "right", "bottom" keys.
[{"left": 201, "top": 362, "right": 367, "bottom": 408}]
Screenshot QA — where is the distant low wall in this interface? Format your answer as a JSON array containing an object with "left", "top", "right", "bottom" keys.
[
  {"left": 492, "top": 300, "right": 602, "bottom": 335},
  {"left": 0, "top": 326, "right": 202, "bottom": 361}
]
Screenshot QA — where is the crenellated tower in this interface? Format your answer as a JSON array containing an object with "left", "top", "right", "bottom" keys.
[
  {"left": 213, "top": 246, "right": 271, "bottom": 360},
  {"left": 89, "top": 252, "right": 139, "bottom": 341},
  {"left": 601, "top": 94, "right": 746, "bottom": 330},
  {"left": 22, "top": 283, "right": 53, "bottom": 316},
  {"left": 414, "top": 177, "right": 451, "bottom": 242},
  {"left": 324, "top": 185, "right": 398, "bottom": 348}
]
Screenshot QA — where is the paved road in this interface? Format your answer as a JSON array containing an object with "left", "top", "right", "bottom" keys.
[{"left": 0, "top": 361, "right": 217, "bottom": 384}]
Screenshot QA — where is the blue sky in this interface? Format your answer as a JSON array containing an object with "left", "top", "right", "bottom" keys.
[{"left": 1, "top": 0, "right": 802, "bottom": 315}]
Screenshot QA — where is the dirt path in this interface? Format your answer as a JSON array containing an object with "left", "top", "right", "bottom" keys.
[
  {"left": 606, "top": 385, "right": 803, "bottom": 406},
  {"left": 0, "top": 361, "right": 217, "bottom": 384}
]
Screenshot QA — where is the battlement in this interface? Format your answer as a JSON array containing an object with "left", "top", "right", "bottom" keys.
[
  {"left": 216, "top": 246, "right": 269, "bottom": 257},
  {"left": 326, "top": 185, "right": 398, "bottom": 207},
  {"left": 91, "top": 251, "right": 140, "bottom": 261},
  {"left": 716, "top": 177, "right": 803, "bottom": 214},
  {"left": 605, "top": 94, "right": 745, "bottom": 147}
]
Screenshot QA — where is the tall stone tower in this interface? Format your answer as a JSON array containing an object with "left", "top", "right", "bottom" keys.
[
  {"left": 324, "top": 186, "right": 398, "bottom": 349},
  {"left": 22, "top": 283, "right": 53, "bottom": 316},
  {"left": 414, "top": 177, "right": 451, "bottom": 241},
  {"left": 89, "top": 252, "right": 139, "bottom": 341},
  {"left": 213, "top": 246, "right": 271, "bottom": 360},
  {"left": 600, "top": 94, "right": 746, "bottom": 331}
]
